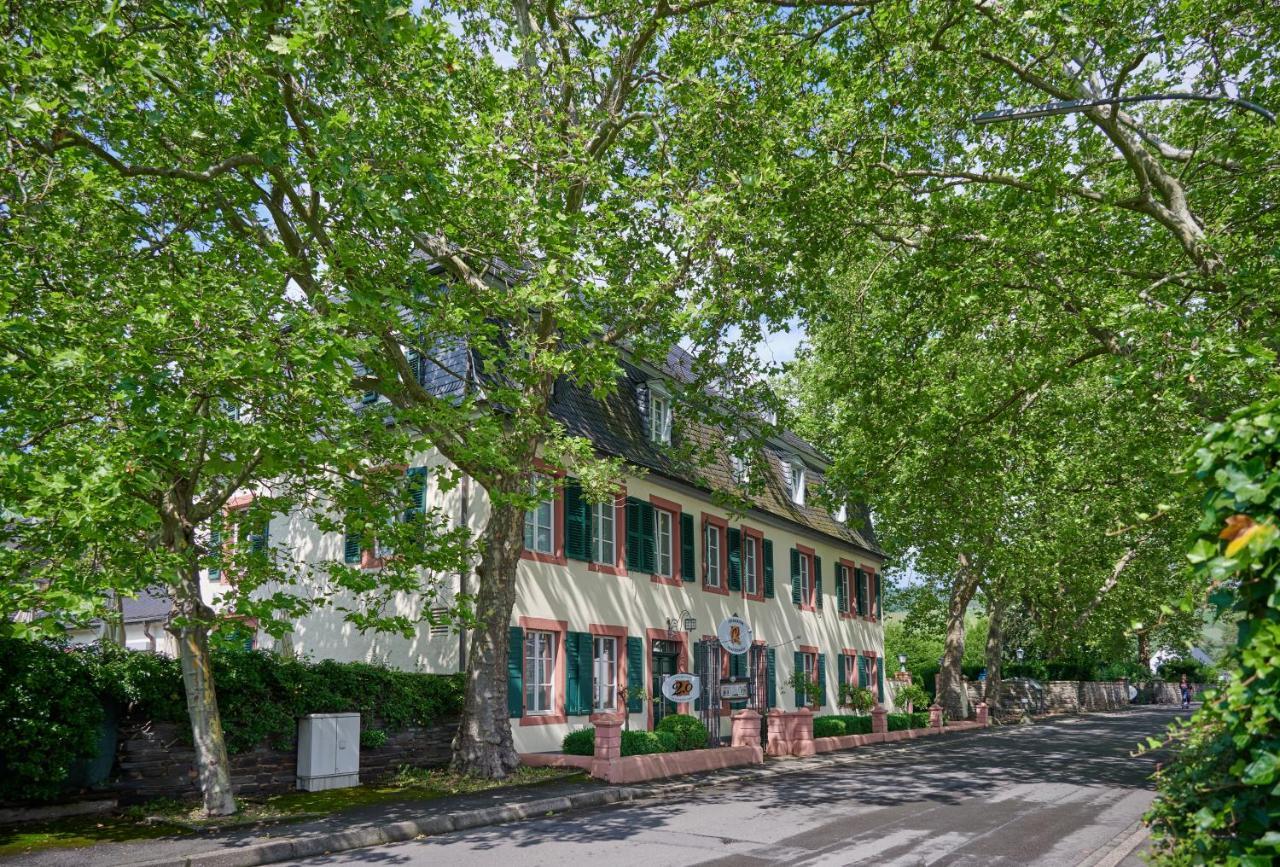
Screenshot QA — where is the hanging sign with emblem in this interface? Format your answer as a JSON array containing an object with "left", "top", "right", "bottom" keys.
[
  {"left": 661, "top": 673, "right": 700, "bottom": 703},
  {"left": 716, "top": 615, "right": 753, "bottom": 655}
]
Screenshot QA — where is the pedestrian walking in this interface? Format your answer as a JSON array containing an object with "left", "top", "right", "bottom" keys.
[{"left": 1180, "top": 674, "right": 1191, "bottom": 709}]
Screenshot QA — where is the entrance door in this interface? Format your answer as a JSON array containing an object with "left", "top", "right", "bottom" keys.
[{"left": 651, "top": 640, "right": 679, "bottom": 727}]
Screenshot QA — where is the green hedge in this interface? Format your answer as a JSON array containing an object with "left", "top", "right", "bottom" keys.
[
  {"left": 0, "top": 639, "right": 465, "bottom": 802},
  {"left": 621, "top": 729, "right": 678, "bottom": 756},
  {"left": 562, "top": 727, "right": 594, "bottom": 756},
  {"left": 812, "top": 715, "right": 874, "bottom": 737}
]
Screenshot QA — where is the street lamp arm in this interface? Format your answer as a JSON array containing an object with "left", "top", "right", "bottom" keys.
[{"left": 972, "top": 92, "right": 1276, "bottom": 126}]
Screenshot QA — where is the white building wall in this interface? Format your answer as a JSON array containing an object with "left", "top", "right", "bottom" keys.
[{"left": 200, "top": 445, "right": 887, "bottom": 753}]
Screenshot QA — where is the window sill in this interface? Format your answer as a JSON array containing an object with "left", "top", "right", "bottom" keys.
[
  {"left": 650, "top": 573, "right": 682, "bottom": 587},
  {"left": 588, "top": 562, "right": 628, "bottom": 577},
  {"left": 798, "top": 603, "right": 817, "bottom": 613},
  {"left": 519, "top": 713, "right": 567, "bottom": 727},
  {"left": 703, "top": 583, "right": 730, "bottom": 596},
  {"left": 521, "top": 550, "right": 567, "bottom": 566},
  {"left": 743, "top": 591, "right": 766, "bottom": 603}
]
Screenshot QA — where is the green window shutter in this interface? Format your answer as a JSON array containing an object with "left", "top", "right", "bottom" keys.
[
  {"left": 626, "top": 636, "right": 644, "bottom": 712},
  {"left": 208, "top": 528, "right": 221, "bottom": 579},
  {"left": 766, "top": 648, "right": 777, "bottom": 708},
  {"left": 762, "top": 539, "right": 775, "bottom": 598},
  {"left": 343, "top": 531, "right": 362, "bottom": 564},
  {"left": 508, "top": 626, "right": 524, "bottom": 717},
  {"left": 625, "top": 498, "right": 644, "bottom": 572},
  {"left": 404, "top": 466, "right": 427, "bottom": 523},
  {"left": 817, "top": 653, "right": 826, "bottom": 709},
  {"left": 640, "top": 501, "right": 657, "bottom": 574},
  {"left": 838, "top": 653, "right": 847, "bottom": 691},
  {"left": 876, "top": 656, "right": 886, "bottom": 704},
  {"left": 874, "top": 572, "right": 883, "bottom": 619},
  {"left": 857, "top": 654, "right": 869, "bottom": 689},
  {"left": 794, "top": 651, "right": 806, "bottom": 708},
  {"left": 729, "top": 650, "right": 746, "bottom": 679},
  {"left": 790, "top": 548, "right": 801, "bottom": 605},
  {"left": 407, "top": 349, "right": 423, "bottom": 386},
  {"left": 727, "top": 527, "right": 742, "bottom": 592},
  {"left": 855, "top": 568, "right": 867, "bottom": 616},
  {"left": 680, "top": 512, "right": 695, "bottom": 582},
  {"left": 565, "top": 631, "right": 592, "bottom": 715},
  {"left": 836, "top": 564, "right": 847, "bottom": 612},
  {"left": 249, "top": 522, "right": 269, "bottom": 554},
  {"left": 814, "top": 556, "right": 823, "bottom": 609},
  {"left": 564, "top": 478, "right": 589, "bottom": 562}
]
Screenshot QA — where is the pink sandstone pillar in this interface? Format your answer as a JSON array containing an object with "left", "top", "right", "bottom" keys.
[
  {"left": 929, "top": 703, "right": 943, "bottom": 730},
  {"left": 976, "top": 702, "right": 989, "bottom": 726},
  {"left": 591, "top": 715, "right": 623, "bottom": 780},
  {"left": 731, "top": 709, "right": 762, "bottom": 748},
  {"left": 766, "top": 709, "right": 790, "bottom": 757},
  {"left": 871, "top": 704, "right": 887, "bottom": 735},
  {"left": 790, "top": 708, "right": 815, "bottom": 757}
]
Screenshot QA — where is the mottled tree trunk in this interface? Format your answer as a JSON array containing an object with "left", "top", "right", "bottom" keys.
[
  {"left": 1137, "top": 631, "right": 1151, "bottom": 672},
  {"left": 164, "top": 508, "right": 236, "bottom": 816},
  {"left": 451, "top": 489, "right": 524, "bottom": 778},
  {"left": 984, "top": 591, "right": 1005, "bottom": 713},
  {"left": 939, "top": 556, "right": 979, "bottom": 721}
]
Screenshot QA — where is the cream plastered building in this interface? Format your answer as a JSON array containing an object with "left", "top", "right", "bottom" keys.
[{"left": 203, "top": 346, "right": 888, "bottom": 753}]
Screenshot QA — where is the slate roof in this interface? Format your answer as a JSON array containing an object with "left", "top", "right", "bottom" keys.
[
  {"left": 550, "top": 344, "right": 881, "bottom": 557},
  {"left": 394, "top": 332, "right": 880, "bottom": 557},
  {"left": 119, "top": 588, "right": 173, "bottom": 623}
]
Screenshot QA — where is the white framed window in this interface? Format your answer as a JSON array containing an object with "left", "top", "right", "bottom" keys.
[
  {"left": 799, "top": 651, "right": 817, "bottom": 708},
  {"left": 594, "top": 500, "right": 615, "bottom": 565},
  {"left": 649, "top": 388, "right": 672, "bottom": 445},
  {"left": 839, "top": 565, "right": 851, "bottom": 614},
  {"left": 523, "top": 473, "right": 554, "bottom": 554},
  {"left": 859, "top": 569, "right": 872, "bottom": 616},
  {"left": 376, "top": 538, "right": 395, "bottom": 559},
  {"left": 789, "top": 461, "right": 807, "bottom": 506},
  {"left": 655, "top": 508, "right": 674, "bottom": 577},
  {"left": 744, "top": 535, "right": 758, "bottom": 596},
  {"left": 800, "top": 551, "right": 812, "bottom": 606},
  {"left": 835, "top": 502, "right": 848, "bottom": 523},
  {"left": 592, "top": 636, "right": 617, "bottom": 712},
  {"left": 524, "top": 630, "right": 556, "bottom": 715},
  {"left": 705, "top": 524, "right": 721, "bottom": 587}
]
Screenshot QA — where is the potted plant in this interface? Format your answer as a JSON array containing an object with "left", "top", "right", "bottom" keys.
[
  {"left": 896, "top": 683, "right": 930, "bottom": 715},
  {"left": 787, "top": 671, "right": 825, "bottom": 708},
  {"left": 839, "top": 684, "right": 876, "bottom": 715}
]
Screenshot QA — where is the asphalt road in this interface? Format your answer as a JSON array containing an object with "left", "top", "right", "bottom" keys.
[{"left": 287, "top": 706, "right": 1180, "bottom": 867}]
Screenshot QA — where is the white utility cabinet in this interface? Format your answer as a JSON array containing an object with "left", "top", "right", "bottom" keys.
[{"left": 296, "top": 712, "right": 361, "bottom": 791}]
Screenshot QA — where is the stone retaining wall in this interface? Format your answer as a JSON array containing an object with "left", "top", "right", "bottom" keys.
[{"left": 112, "top": 716, "right": 458, "bottom": 803}]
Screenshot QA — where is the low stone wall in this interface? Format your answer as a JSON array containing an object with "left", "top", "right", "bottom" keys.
[
  {"left": 113, "top": 716, "right": 458, "bottom": 803},
  {"left": 965, "top": 679, "right": 1207, "bottom": 719},
  {"left": 592, "top": 745, "right": 765, "bottom": 785}
]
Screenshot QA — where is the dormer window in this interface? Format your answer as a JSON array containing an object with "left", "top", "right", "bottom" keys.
[
  {"left": 784, "top": 458, "right": 806, "bottom": 506},
  {"left": 730, "top": 452, "right": 749, "bottom": 486},
  {"left": 835, "top": 502, "right": 848, "bottom": 523},
  {"left": 648, "top": 384, "right": 672, "bottom": 445}
]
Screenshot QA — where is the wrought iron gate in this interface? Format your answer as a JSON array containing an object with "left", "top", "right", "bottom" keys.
[{"left": 693, "top": 639, "right": 766, "bottom": 747}]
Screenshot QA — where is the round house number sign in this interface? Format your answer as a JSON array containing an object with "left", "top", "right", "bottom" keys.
[
  {"left": 717, "top": 615, "right": 753, "bottom": 655},
  {"left": 661, "top": 673, "right": 700, "bottom": 703}
]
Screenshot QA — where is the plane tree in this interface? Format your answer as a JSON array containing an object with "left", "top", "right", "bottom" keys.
[{"left": 5, "top": 0, "right": 878, "bottom": 779}]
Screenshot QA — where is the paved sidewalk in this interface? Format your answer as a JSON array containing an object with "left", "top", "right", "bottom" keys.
[{"left": 5, "top": 710, "right": 1169, "bottom": 867}]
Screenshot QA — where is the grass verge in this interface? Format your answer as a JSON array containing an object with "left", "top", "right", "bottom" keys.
[{"left": 0, "top": 766, "right": 582, "bottom": 857}]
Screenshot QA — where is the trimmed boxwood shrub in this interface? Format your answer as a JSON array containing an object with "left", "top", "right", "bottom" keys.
[
  {"left": 621, "top": 729, "right": 678, "bottom": 756},
  {"left": 656, "top": 713, "right": 710, "bottom": 751},
  {"left": 910, "top": 711, "right": 930, "bottom": 728},
  {"left": 845, "top": 714, "right": 873, "bottom": 734},
  {"left": 887, "top": 713, "right": 910, "bottom": 731},
  {"left": 562, "top": 727, "right": 595, "bottom": 756}
]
